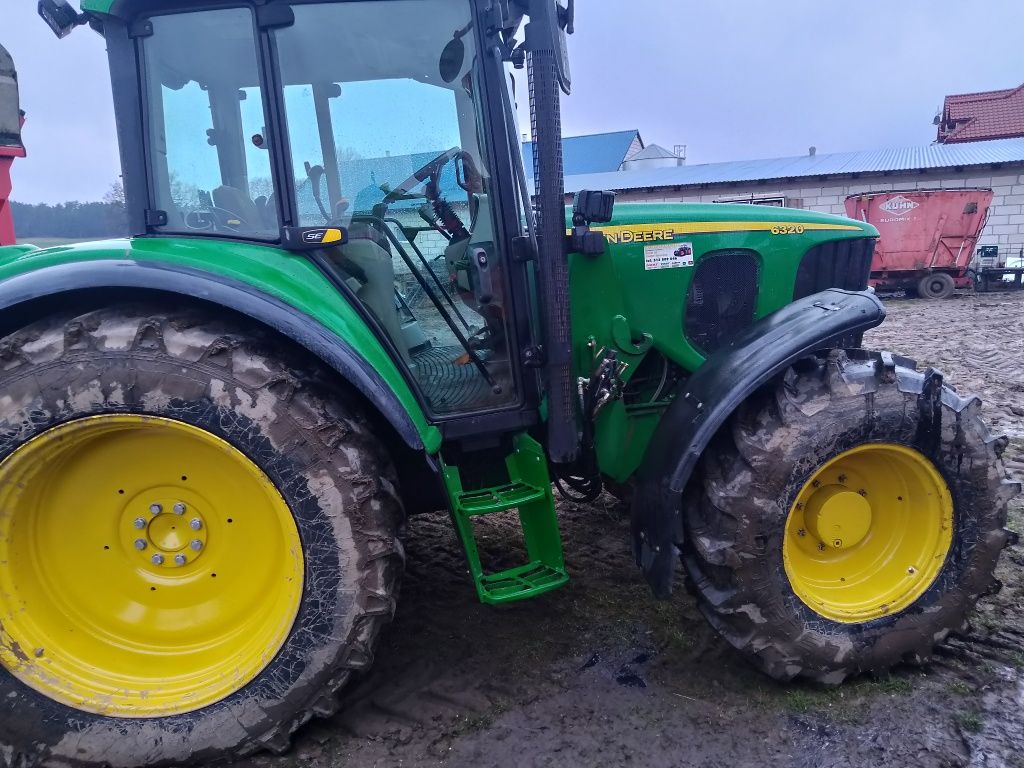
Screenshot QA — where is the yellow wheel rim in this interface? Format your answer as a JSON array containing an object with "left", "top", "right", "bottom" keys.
[
  {"left": 0, "top": 415, "right": 304, "bottom": 717},
  {"left": 783, "top": 443, "right": 953, "bottom": 623}
]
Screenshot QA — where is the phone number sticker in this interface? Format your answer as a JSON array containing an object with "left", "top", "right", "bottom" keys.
[{"left": 644, "top": 242, "right": 694, "bottom": 270}]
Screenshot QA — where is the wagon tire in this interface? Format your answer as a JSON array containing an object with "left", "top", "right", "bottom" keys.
[
  {"left": 681, "top": 349, "right": 1018, "bottom": 684},
  {"left": 917, "top": 271, "right": 956, "bottom": 299},
  {"left": 0, "top": 304, "right": 404, "bottom": 767}
]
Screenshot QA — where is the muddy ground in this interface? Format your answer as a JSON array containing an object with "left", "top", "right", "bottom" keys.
[{"left": 254, "top": 289, "right": 1024, "bottom": 768}]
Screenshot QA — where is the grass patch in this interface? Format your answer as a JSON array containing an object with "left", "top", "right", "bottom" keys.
[
  {"left": 959, "top": 712, "right": 983, "bottom": 733},
  {"left": 447, "top": 700, "right": 513, "bottom": 738},
  {"left": 869, "top": 675, "right": 913, "bottom": 695},
  {"left": 974, "top": 611, "right": 1003, "bottom": 633},
  {"left": 1007, "top": 504, "right": 1024, "bottom": 536},
  {"left": 783, "top": 689, "right": 815, "bottom": 714},
  {"left": 774, "top": 674, "right": 916, "bottom": 723},
  {"left": 946, "top": 680, "right": 972, "bottom": 695},
  {"left": 650, "top": 601, "right": 694, "bottom": 652}
]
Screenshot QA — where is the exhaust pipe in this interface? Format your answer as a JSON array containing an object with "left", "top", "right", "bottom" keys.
[
  {"left": 526, "top": 9, "right": 577, "bottom": 464},
  {"left": 528, "top": 4, "right": 577, "bottom": 462}
]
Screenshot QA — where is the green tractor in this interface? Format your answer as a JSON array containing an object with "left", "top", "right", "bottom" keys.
[{"left": 0, "top": 1, "right": 1017, "bottom": 765}]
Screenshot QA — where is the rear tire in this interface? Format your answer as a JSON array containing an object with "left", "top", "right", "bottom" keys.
[
  {"left": 0, "top": 305, "right": 404, "bottom": 767},
  {"left": 682, "top": 349, "right": 1018, "bottom": 684},
  {"left": 917, "top": 271, "right": 955, "bottom": 299}
]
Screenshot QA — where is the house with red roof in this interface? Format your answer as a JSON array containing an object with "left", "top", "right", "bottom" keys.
[{"left": 937, "top": 83, "right": 1024, "bottom": 144}]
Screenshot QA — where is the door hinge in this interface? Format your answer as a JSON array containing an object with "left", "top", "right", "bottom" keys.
[
  {"left": 129, "top": 19, "right": 153, "bottom": 38},
  {"left": 144, "top": 209, "right": 168, "bottom": 227},
  {"left": 512, "top": 235, "right": 536, "bottom": 263}
]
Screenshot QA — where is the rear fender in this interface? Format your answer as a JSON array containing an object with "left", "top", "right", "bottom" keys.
[
  {"left": 631, "top": 288, "right": 886, "bottom": 598},
  {"left": 0, "top": 258, "right": 432, "bottom": 452}
]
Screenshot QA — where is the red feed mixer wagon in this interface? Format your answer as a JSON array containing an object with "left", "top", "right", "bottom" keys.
[
  {"left": 845, "top": 188, "right": 992, "bottom": 299},
  {"left": 0, "top": 43, "right": 24, "bottom": 247}
]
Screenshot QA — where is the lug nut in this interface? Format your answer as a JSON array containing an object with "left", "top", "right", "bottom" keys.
[
  {"left": 817, "top": 542, "right": 827, "bottom": 552},
  {"left": 134, "top": 539, "right": 147, "bottom": 551},
  {"left": 149, "top": 503, "right": 163, "bottom": 515},
  {"left": 190, "top": 540, "right": 203, "bottom": 552},
  {"left": 907, "top": 566, "right": 916, "bottom": 575},
  {"left": 151, "top": 553, "right": 165, "bottom": 565},
  {"left": 797, "top": 528, "right": 807, "bottom": 537},
  {"left": 858, "top": 489, "right": 868, "bottom": 497},
  {"left": 133, "top": 518, "right": 147, "bottom": 530},
  {"left": 811, "top": 480, "right": 821, "bottom": 488},
  {"left": 189, "top": 518, "right": 203, "bottom": 531},
  {"left": 838, "top": 474, "right": 847, "bottom": 483},
  {"left": 174, "top": 554, "right": 188, "bottom": 566},
  {"left": 173, "top": 502, "right": 186, "bottom": 516}
]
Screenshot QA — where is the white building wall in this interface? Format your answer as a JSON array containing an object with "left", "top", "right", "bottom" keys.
[{"left": 610, "top": 166, "right": 1024, "bottom": 261}]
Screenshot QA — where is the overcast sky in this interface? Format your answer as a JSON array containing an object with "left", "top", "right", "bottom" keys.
[{"left": 4, "top": 0, "right": 1023, "bottom": 204}]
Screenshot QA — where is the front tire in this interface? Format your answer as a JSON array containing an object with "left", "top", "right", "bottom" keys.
[
  {"left": 0, "top": 305, "right": 404, "bottom": 767},
  {"left": 682, "top": 349, "right": 1018, "bottom": 684}
]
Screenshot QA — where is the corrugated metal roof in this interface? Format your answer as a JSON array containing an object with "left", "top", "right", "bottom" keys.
[
  {"left": 628, "top": 144, "right": 679, "bottom": 161},
  {"left": 522, "top": 130, "right": 640, "bottom": 176},
  {"left": 562, "top": 137, "right": 1024, "bottom": 194}
]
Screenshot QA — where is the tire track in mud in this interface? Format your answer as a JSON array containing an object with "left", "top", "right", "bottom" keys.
[
  {"left": 246, "top": 290, "right": 1024, "bottom": 768},
  {"left": 866, "top": 291, "right": 1024, "bottom": 480}
]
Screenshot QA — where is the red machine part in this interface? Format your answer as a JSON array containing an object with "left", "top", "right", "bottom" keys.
[
  {"left": 0, "top": 115, "right": 26, "bottom": 247},
  {"left": 1, "top": 41, "right": 24, "bottom": 248},
  {"left": 844, "top": 189, "right": 993, "bottom": 295}
]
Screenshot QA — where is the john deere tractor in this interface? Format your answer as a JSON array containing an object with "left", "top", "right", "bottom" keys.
[{"left": 0, "top": 1, "right": 1017, "bottom": 765}]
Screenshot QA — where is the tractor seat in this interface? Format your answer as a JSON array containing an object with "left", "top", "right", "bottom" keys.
[{"left": 331, "top": 236, "right": 410, "bottom": 366}]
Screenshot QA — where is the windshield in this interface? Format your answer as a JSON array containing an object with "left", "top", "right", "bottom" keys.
[{"left": 275, "top": 0, "right": 518, "bottom": 415}]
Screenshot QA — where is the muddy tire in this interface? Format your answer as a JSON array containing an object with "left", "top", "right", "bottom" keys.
[
  {"left": 682, "top": 349, "right": 1018, "bottom": 684},
  {"left": 0, "top": 305, "right": 404, "bottom": 767},
  {"left": 917, "top": 272, "right": 956, "bottom": 299}
]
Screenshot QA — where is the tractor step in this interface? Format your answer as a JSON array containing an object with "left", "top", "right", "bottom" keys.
[{"left": 442, "top": 433, "right": 567, "bottom": 605}]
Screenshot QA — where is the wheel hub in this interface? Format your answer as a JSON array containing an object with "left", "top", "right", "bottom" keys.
[
  {"left": 123, "top": 492, "right": 209, "bottom": 569},
  {"left": 805, "top": 484, "right": 872, "bottom": 550}
]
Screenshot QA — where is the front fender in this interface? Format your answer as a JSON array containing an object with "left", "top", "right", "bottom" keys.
[
  {"left": 631, "top": 288, "right": 885, "bottom": 598},
  {"left": 0, "top": 238, "right": 439, "bottom": 453}
]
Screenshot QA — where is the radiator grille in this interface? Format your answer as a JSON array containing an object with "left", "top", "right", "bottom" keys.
[
  {"left": 794, "top": 237, "right": 875, "bottom": 299},
  {"left": 685, "top": 250, "right": 760, "bottom": 355}
]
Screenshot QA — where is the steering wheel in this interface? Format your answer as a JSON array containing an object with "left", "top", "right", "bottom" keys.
[{"left": 382, "top": 146, "right": 463, "bottom": 206}]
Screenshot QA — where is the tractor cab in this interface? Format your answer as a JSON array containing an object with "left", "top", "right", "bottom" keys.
[{"left": 68, "top": 0, "right": 566, "bottom": 425}]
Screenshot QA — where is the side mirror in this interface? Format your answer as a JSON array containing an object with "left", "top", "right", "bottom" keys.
[
  {"left": 569, "top": 190, "right": 615, "bottom": 256},
  {"left": 573, "top": 190, "right": 615, "bottom": 224},
  {"left": 527, "top": 0, "right": 572, "bottom": 95},
  {"left": 38, "top": 0, "right": 85, "bottom": 39}
]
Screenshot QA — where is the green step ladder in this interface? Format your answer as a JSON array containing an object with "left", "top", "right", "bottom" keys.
[{"left": 442, "top": 433, "right": 568, "bottom": 605}]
